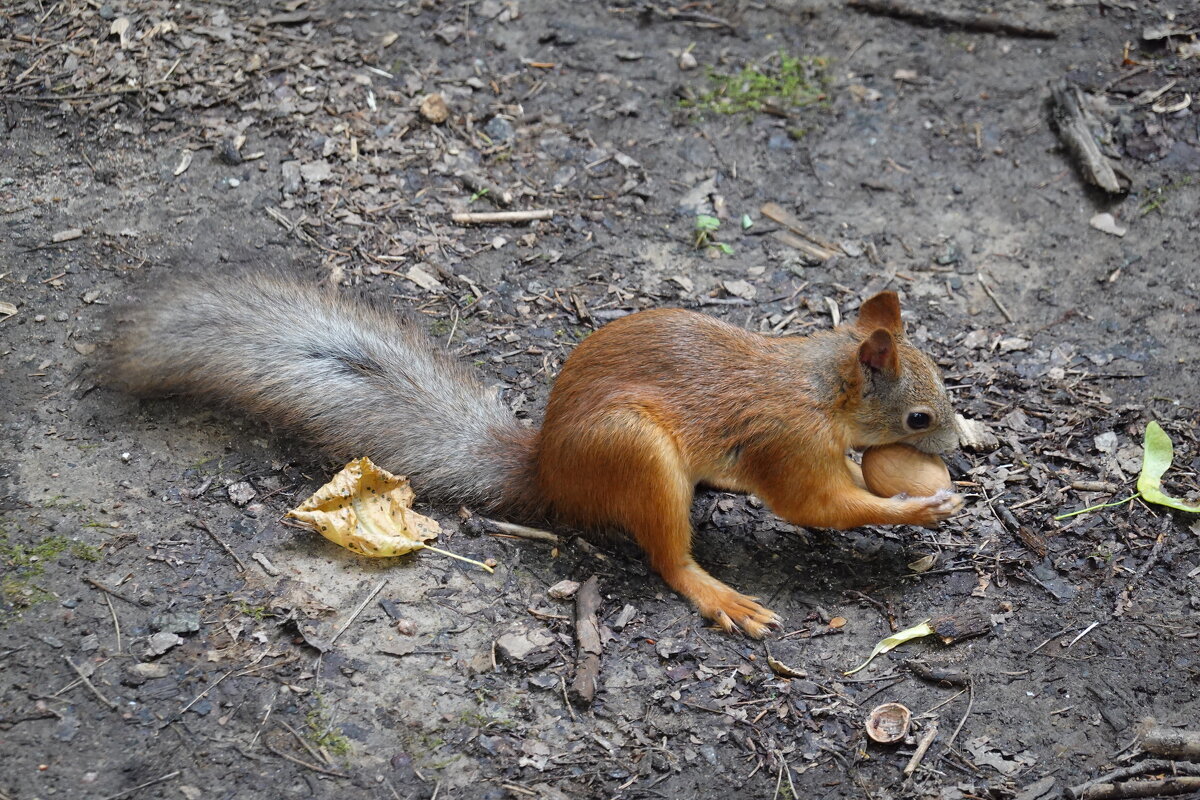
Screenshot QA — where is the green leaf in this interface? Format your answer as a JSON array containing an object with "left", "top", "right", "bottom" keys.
[
  {"left": 1137, "top": 421, "right": 1200, "bottom": 512},
  {"left": 741, "top": 213, "right": 753, "bottom": 230},
  {"left": 844, "top": 620, "right": 934, "bottom": 675},
  {"left": 695, "top": 214, "right": 720, "bottom": 233},
  {"left": 715, "top": 242, "right": 734, "bottom": 255}
]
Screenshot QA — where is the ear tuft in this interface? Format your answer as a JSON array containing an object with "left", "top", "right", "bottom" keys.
[
  {"left": 858, "top": 329, "right": 900, "bottom": 377},
  {"left": 857, "top": 291, "right": 903, "bottom": 335}
]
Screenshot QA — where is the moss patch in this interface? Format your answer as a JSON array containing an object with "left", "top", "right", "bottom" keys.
[{"left": 681, "top": 52, "right": 830, "bottom": 116}]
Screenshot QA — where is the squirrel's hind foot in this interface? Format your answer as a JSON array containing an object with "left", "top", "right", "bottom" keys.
[{"left": 661, "top": 563, "right": 782, "bottom": 639}]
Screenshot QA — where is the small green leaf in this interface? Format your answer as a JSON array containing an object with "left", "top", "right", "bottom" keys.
[
  {"left": 715, "top": 242, "right": 734, "bottom": 255},
  {"left": 1137, "top": 422, "right": 1200, "bottom": 512},
  {"left": 695, "top": 214, "right": 720, "bottom": 233},
  {"left": 844, "top": 620, "right": 934, "bottom": 675},
  {"left": 741, "top": 214, "right": 753, "bottom": 230}
]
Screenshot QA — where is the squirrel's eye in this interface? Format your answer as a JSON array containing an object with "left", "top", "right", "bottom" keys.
[{"left": 906, "top": 411, "right": 932, "bottom": 430}]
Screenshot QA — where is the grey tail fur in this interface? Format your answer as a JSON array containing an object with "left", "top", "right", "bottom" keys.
[{"left": 106, "top": 273, "right": 538, "bottom": 513}]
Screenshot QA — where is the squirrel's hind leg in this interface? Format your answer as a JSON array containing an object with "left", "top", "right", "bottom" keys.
[{"left": 542, "top": 408, "right": 781, "bottom": 638}]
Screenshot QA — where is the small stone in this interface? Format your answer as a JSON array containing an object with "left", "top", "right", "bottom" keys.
[
  {"left": 678, "top": 51, "right": 698, "bottom": 70},
  {"left": 484, "top": 116, "right": 515, "bottom": 142},
  {"left": 144, "top": 631, "right": 184, "bottom": 657},
  {"left": 129, "top": 662, "right": 171, "bottom": 681},
  {"left": 1089, "top": 212, "right": 1127, "bottom": 237},
  {"left": 227, "top": 480, "right": 256, "bottom": 506},
  {"left": 281, "top": 161, "right": 302, "bottom": 194},
  {"left": 723, "top": 279, "right": 757, "bottom": 300},
  {"left": 34, "top": 314, "right": 46, "bottom": 322},
  {"left": 495, "top": 628, "right": 556, "bottom": 667},
  {"left": 54, "top": 311, "right": 69, "bottom": 322},
  {"left": 546, "top": 580, "right": 580, "bottom": 600},
  {"left": 419, "top": 93, "right": 450, "bottom": 124},
  {"left": 299, "top": 159, "right": 332, "bottom": 184},
  {"left": 151, "top": 610, "right": 201, "bottom": 634}
]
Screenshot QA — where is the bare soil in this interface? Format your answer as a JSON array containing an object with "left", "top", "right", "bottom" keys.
[{"left": 2, "top": 2, "right": 1199, "bottom": 799}]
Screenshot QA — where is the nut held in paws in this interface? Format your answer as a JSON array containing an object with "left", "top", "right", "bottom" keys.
[{"left": 861, "top": 443, "right": 953, "bottom": 498}]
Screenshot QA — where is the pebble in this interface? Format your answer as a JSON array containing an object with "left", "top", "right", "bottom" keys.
[{"left": 484, "top": 115, "right": 515, "bottom": 142}]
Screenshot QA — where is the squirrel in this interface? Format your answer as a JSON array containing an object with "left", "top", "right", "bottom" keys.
[{"left": 108, "top": 274, "right": 963, "bottom": 637}]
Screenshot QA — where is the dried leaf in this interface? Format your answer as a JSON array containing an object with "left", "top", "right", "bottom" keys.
[
  {"left": 288, "top": 457, "right": 494, "bottom": 571},
  {"left": 767, "top": 654, "right": 806, "bottom": 679},
  {"left": 110, "top": 17, "right": 132, "bottom": 49},
  {"left": 173, "top": 150, "right": 194, "bottom": 177},
  {"left": 845, "top": 620, "right": 934, "bottom": 675}
]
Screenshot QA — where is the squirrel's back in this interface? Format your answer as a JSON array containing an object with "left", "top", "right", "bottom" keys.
[{"left": 107, "top": 274, "right": 536, "bottom": 511}]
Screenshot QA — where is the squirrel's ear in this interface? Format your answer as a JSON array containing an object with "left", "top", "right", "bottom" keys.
[
  {"left": 858, "top": 329, "right": 900, "bottom": 378},
  {"left": 857, "top": 291, "right": 903, "bottom": 336}
]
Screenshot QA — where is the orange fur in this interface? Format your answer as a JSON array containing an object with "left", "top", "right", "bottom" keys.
[{"left": 532, "top": 296, "right": 961, "bottom": 636}]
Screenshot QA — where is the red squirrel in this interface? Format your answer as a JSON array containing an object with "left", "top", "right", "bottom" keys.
[{"left": 110, "top": 275, "right": 962, "bottom": 637}]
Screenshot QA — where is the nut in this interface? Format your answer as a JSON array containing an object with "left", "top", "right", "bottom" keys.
[{"left": 860, "top": 443, "right": 952, "bottom": 498}]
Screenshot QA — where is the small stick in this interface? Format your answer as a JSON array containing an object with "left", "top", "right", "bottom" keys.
[
  {"left": 95, "top": 770, "right": 182, "bottom": 800},
  {"left": 278, "top": 719, "right": 332, "bottom": 766},
  {"left": 104, "top": 592, "right": 121, "bottom": 654},
  {"left": 265, "top": 743, "right": 350, "bottom": 778},
  {"left": 64, "top": 656, "right": 117, "bottom": 710},
  {"left": 451, "top": 209, "right": 554, "bottom": 225},
  {"left": 84, "top": 576, "right": 138, "bottom": 605},
  {"left": 329, "top": 580, "right": 387, "bottom": 646},
  {"left": 1076, "top": 777, "right": 1200, "bottom": 800},
  {"left": 180, "top": 668, "right": 235, "bottom": 715},
  {"left": 1069, "top": 761, "right": 1200, "bottom": 798},
  {"left": 189, "top": 519, "right": 247, "bottom": 572},
  {"left": 1066, "top": 621, "right": 1101, "bottom": 649},
  {"left": 978, "top": 272, "right": 1014, "bottom": 323},
  {"left": 485, "top": 519, "right": 560, "bottom": 544},
  {"left": 1141, "top": 726, "right": 1200, "bottom": 760},
  {"left": 903, "top": 721, "right": 939, "bottom": 776},
  {"left": 569, "top": 575, "right": 603, "bottom": 706},
  {"left": 847, "top": 0, "right": 1057, "bottom": 38},
  {"left": 943, "top": 682, "right": 974, "bottom": 753}
]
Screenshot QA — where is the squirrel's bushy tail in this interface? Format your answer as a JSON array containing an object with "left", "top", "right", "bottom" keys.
[{"left": 107, "top": 273, "right": 537, "bottom": 512}]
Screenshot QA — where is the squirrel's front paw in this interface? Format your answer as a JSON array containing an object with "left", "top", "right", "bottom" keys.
[{"left": 905, "top": 489, "right": 963, "bottom": 526}]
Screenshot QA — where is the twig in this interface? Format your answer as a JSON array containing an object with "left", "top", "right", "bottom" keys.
[
  {"left": 265, "top": 743, "right": 350, "bottom": 778},
  {"left": 180, "top": 668, "right": 235, "bottom": 715},
  {"left": 943, "top": 682, "right": 974, "bottom": 752},
  {"left": 189, "top": 519, "right": 247, "bottom": 572},
  {"left": 978, "top": 272, "right": 1014, "bottom": 323},
  {"left": 761, "top": 202, "right": 842, "bottom": 260},
  {"left": 1066, "top": 621, "right": 1101, "bottom": 649},
  {"left": 1142, "top": 726, "right": 1200, "bottom": 760},
  {"left": 330, "top": 579, "right": 387, "bottom": 646},
  {"left": 64, "top": 656, "right": 117, "bottom": 709},
  {"left": 247, "top": 687, "right": 279, "bottom": 749},
  {"left": 847, "top": 0, "right": 1057, "bottom": 38},
  {"left": 278, "top": 719, "right": 331, "bottom": 766},
  {"left": 1069, "top": 761, "right": 1200, "bottom": 798},
  {"left": 1075, "top": 777, "right": 1200, "bottom": 799},
  {"left": 95, "top": 770, "right": 182, "bottom": 800},
  {"left": 103, "top": 592, "right": 121, "bottom": 654},
  {"left": 569, "top": 575, "right": 603, "bottom": 706},
  {"left": 484, "top": 519, "right": 560, "bottom": 544},
  {"left": 904, "top": 721, "right": 939, "bottom": 776},
  {"left": 84, "top": 576, "right": 138, "bottom": 605},
  {"left": 1049, "top": 80, "right": 1128, "bottom": 194},
  {"left": 451, "top": 209, "right": 554, "bottom": 224}
]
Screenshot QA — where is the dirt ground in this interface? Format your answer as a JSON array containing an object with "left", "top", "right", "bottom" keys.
[{"left": 2, "top": 1, "right": 1199, "bottom": 798}]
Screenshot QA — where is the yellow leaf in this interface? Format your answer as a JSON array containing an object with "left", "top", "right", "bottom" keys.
[
  {"left": 288, "top": 457, "right": 441, "bottom": 557},
  {"left": 288, "top": 458, "right": 494, "bottom": 572},
  {"left": 844, "top": 620, "right": 935, "bottom": 676}
]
